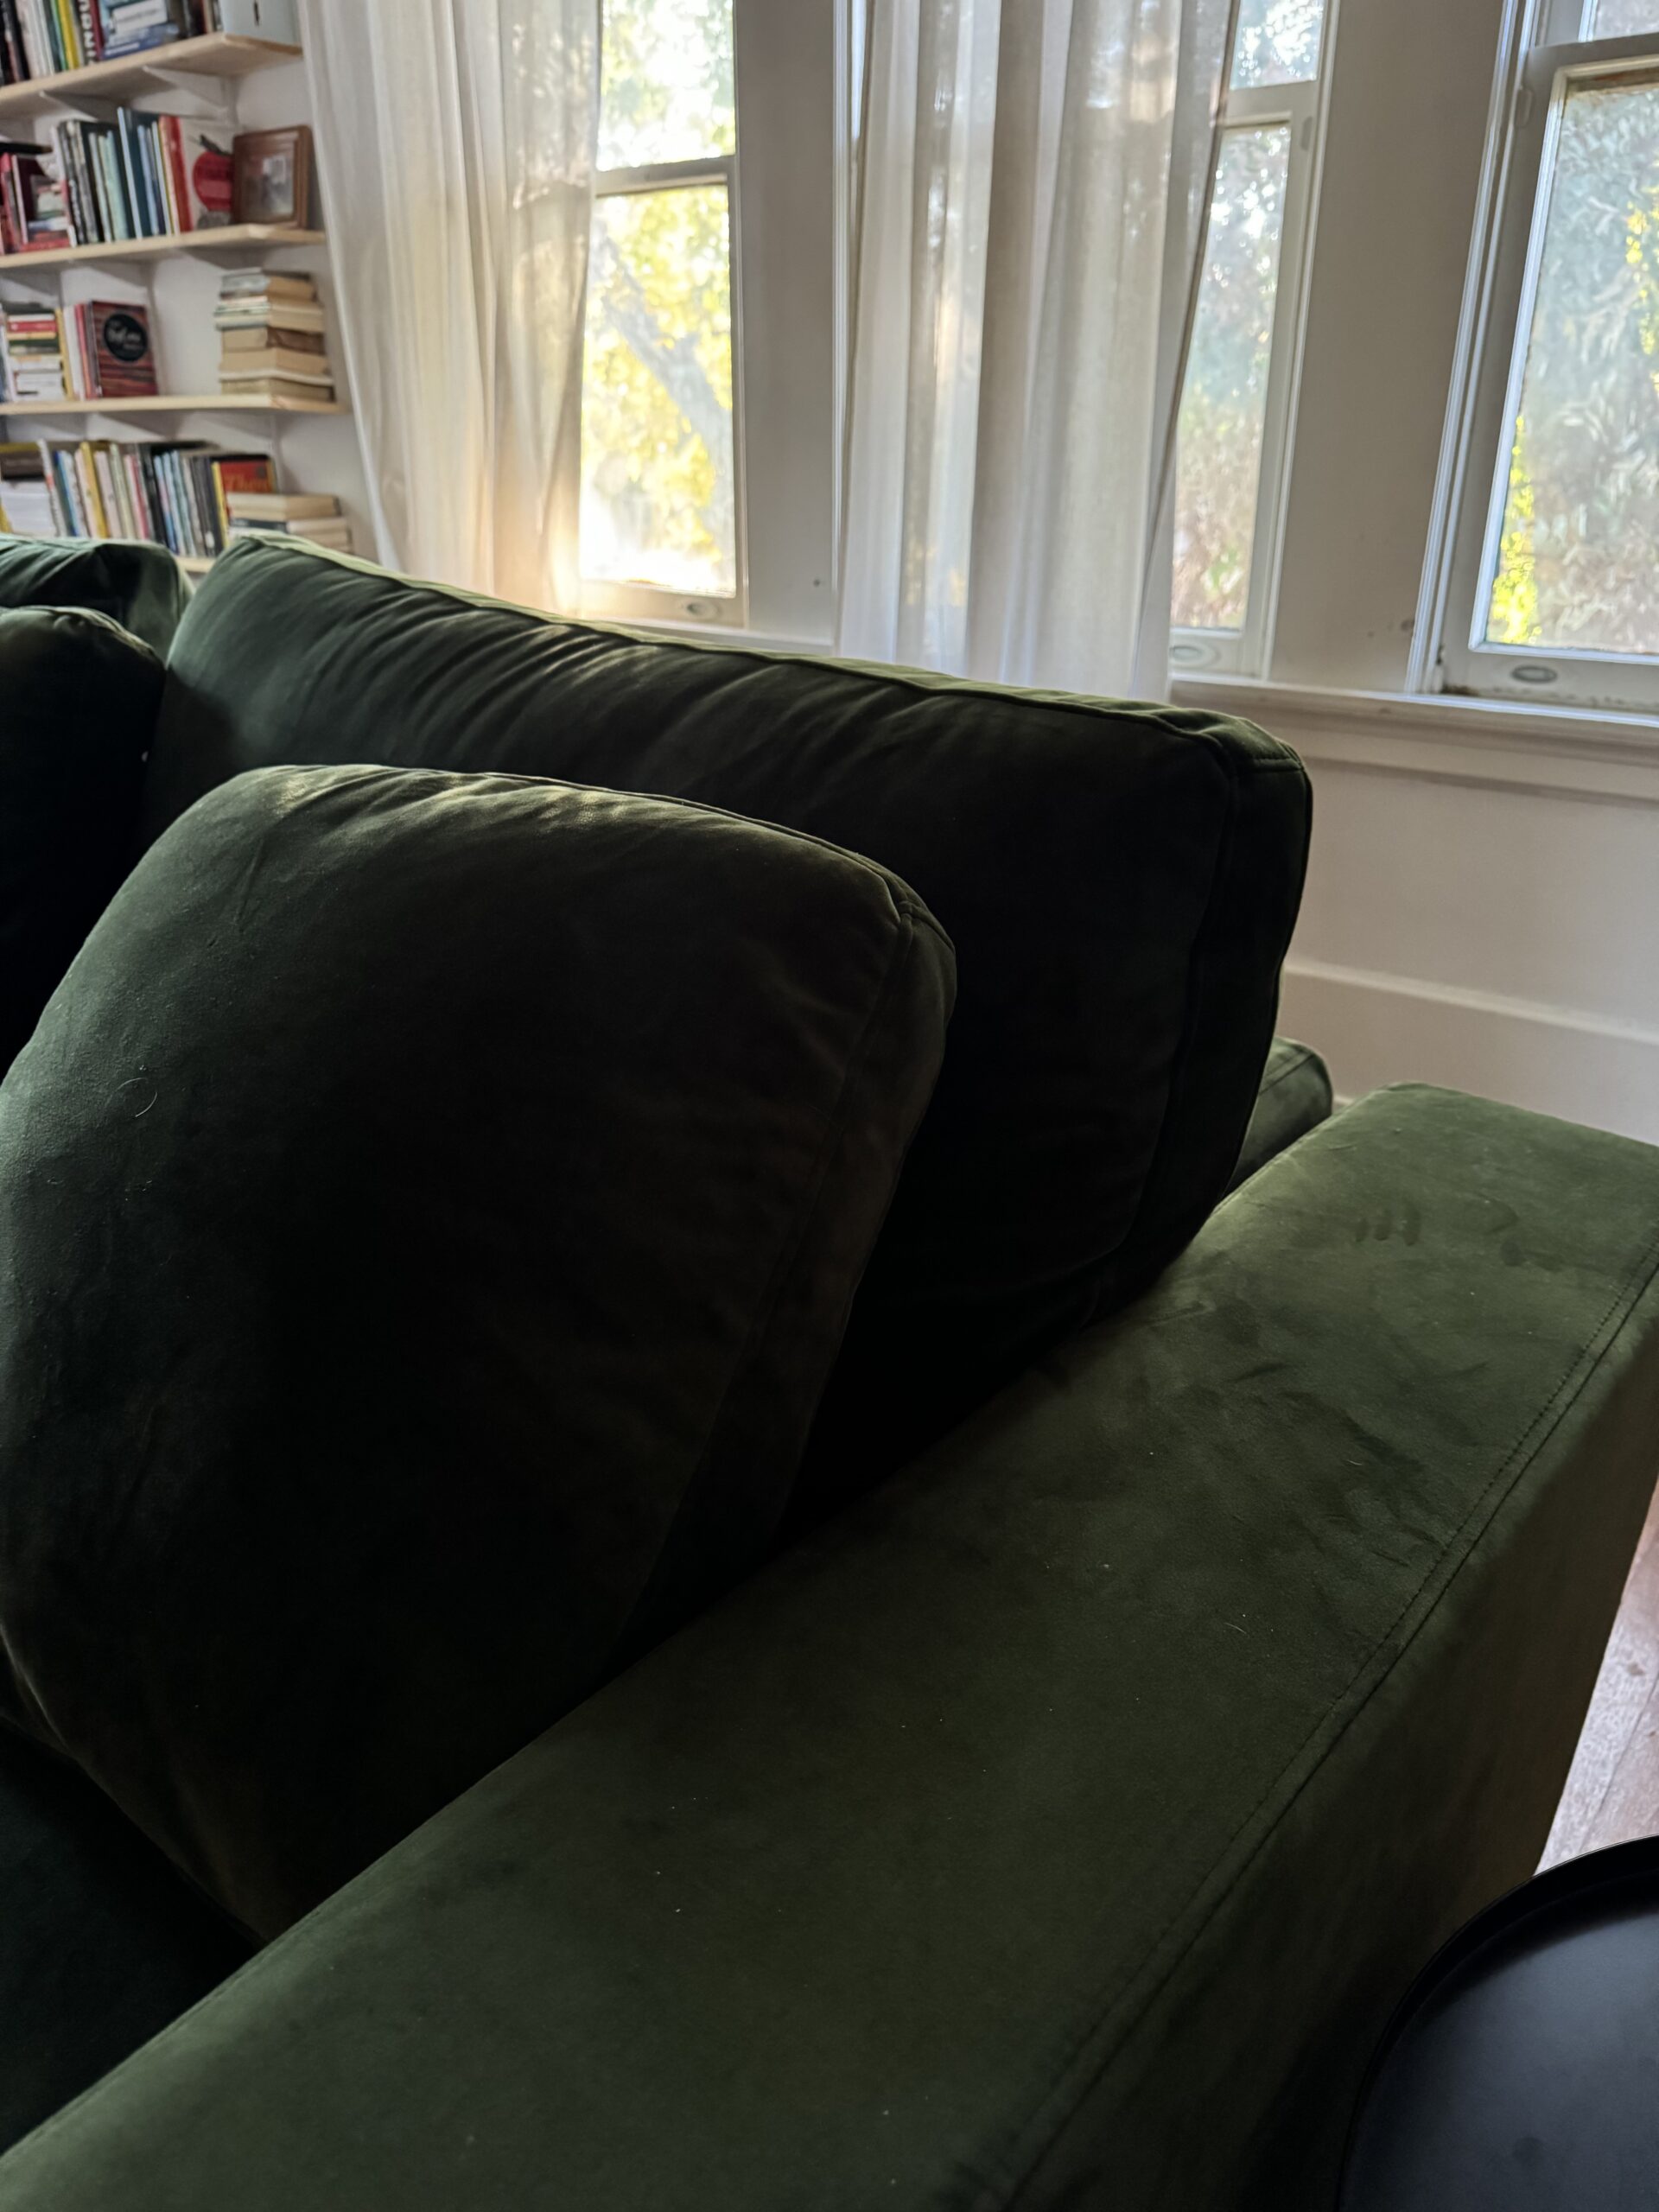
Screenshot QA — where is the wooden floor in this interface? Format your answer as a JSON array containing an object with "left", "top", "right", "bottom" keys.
[{"left": 1541, "top": 1480, "right": 1659, "bottom": 1869}]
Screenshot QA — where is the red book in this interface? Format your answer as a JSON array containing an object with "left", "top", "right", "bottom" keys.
[
  {"left": 88, "top": 301, "right": 157, "bottom": 399},
  {"left": 163, "top": 117, "right": 192, "bottom": 235}
]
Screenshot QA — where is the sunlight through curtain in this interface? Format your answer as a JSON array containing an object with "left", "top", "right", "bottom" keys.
[
  {"left": 839, "top": 0, "right": 1236, "bottom": 696},
  {"left": 300, "top": 0, "right": 599, "bottom": 607}
]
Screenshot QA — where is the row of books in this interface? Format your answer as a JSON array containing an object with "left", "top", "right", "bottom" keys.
[
  {"left": 0, "top": 436, "right": 349, "bottom": 559},
  {"left": 0, "top": 435, "right": 270, "bottom": 554},
  {"left": 217, "top": 267, "right": 330, "bottom": 404},
  {"left": 0, "top": 115, "right": 231, "bottom": 256},
  {"left": 0, "top": 0, "right": 289, "bottom": 82},
  {"left": 0, "top": 301, "right": 156, "bottom": 401}
]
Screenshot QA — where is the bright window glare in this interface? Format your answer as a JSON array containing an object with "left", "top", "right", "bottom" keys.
[
  {"left": 1230, "top": 0, "right": 1325, "bottom": 89},
  {"left": 581, "top": 183, "right": 737, "bottom": 596},
  {"left": 1592, "top": 2, "right": 1659, "bottom": 35},
  {"left": 599, "top": 0, "right": 735, "bottom": 170}
]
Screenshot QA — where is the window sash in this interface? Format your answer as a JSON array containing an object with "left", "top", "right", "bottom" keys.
[
  {"left": 1440, "top": 28, "right": 1659, "bottom": 708},
  {"left": 578, "top": 151, "right": 747, "bottom": 626},
  {"left": 1170, "top": 67, "right": 1326, "bottom": 678}
]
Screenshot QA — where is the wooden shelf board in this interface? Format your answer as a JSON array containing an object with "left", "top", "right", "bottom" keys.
[
  {"left": 0, "top": 226, "right": 326, "bottom": 275},
  {"left": 0, "top": 394, "right": 346, "bottom": 416},
  {"left": 176, "top": 554, "right": 213, "bottom": 573},
  {"left": 0, "top": 36, "right": 300, "bottom": 118}
]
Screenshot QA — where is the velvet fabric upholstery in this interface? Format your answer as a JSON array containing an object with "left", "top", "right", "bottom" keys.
[
  {"left": 3, "top": 1087, "right": 1656, "bottom": 2209},
  {"left": 143, "top": 535, "right": 1310, "bottom": 1485},
  {"left": 0, "top": 764, "right": 954, "bottom": 1937},
  {"left": 0, "top": 607, "right": 162, "bottom": 1073},
  {"left": 0, "top": 536, "right": 187, "bottom": 658},
  {"left": 1227, "top": 1034, "right": 1332, "bottom": 1191},
  {"left": 0, "top": 1730, "right": 250, "bottom": 2155}
]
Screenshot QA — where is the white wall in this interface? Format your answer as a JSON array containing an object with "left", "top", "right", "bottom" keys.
[{"left": 1174, "top": 682, "right": 1659, "bottom": 1146}]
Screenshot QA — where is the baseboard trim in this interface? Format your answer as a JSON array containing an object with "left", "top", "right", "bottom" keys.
[{"left": 1283, "top": 957, "right": 1659, "bottom": 1146}]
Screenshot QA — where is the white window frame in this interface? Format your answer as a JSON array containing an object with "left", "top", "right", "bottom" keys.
[
  {"left": 575, "top": 0, "right": 842, "bottom": 645},
  {"left": 1169, "top": 25, "right": 1335, "bottom": 680},
  {"left": 1440, "top": 2, "right": 1659, "bottom": 709},
  {"left": 578, "top": 145, "right": 748, "bottom": 631}
]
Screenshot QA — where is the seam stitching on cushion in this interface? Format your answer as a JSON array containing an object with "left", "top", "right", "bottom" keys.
[
  {"left": 989, "top": 1199, "right": 1659, "bottom": 2211},
  {"left": 1083, "top": 743, "right": 1250, "bottom": 1328},
  {"left": 1253, "top": 1046, "right": 1317, "bottom": 1103},
  {"left": 611, "top": 887, "right": 942, "bottom": 1656}
]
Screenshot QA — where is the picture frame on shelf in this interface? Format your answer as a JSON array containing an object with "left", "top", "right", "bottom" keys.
[{"left": 232, "top": 125, "right": 311, "bottom": 229}]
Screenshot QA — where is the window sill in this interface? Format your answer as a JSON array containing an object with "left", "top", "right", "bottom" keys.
[{"left": 1169, "top": 673, "right": 1659, "bottom": 807}]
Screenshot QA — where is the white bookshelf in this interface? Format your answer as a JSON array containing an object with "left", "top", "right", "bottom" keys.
[
  {"left": 0, "top": 33, "right": 300, "bottom": 120},
  {"left": 0, "top": 32, "right": 371, "bottom": 572},
  {"left": 0, "top": 223, "right": 326, "bottom": 273}
]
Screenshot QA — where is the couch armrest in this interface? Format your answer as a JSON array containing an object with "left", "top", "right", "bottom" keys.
[
  {"left": 1228, "top": 1033, "right": 1333, "bottom": 1191},
  {"left": 6, "top": 1086, "right": 1659, "bottom": 2212}
]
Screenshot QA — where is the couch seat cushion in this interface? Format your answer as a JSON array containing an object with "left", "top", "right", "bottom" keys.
[
  {"left": 143, "top": 536, "right": 1310, "bottom": 1491},
  {"left": 0, "top": 764, "right": 953, "bottom": 1936},
  {"left": 0, "top": 607, "right": 162, "bottom": 1073},
  {"left": 0, "top": 537, "right": 187, "bottom": 658}
]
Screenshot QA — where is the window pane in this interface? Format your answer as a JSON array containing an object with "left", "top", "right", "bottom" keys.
[
  {"left": 1230, "top": 0, "right": 1325, "bottom": 89},
  {"left": 1172, "top": 125, "right": 1291, "bottom": 632},
  {"left": 582, "top": 183, "right": 737, "bottom": 597},
  {"left": 1592, "top": 2, "right": 1659, "bottom": 35},
  {"left": 599, "top": 0, "right": 734, "bottom": 170},
  {"left": 1484, "top": 71, "right": 1659, "bottom": 655}
]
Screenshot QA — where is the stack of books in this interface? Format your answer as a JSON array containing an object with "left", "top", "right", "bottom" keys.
[
  {"left": 0, "top": 307, "right": 67, "bottom": 402},
  {"left": 216, "top": 268, "right": 332, "bottom": 405},
  {"left": 0, "top": 432, "right": 275, "bottom": 556},
  {"left": 0, "top": 0, "right": 266, "bottom": 80},
  {"left": 226, "top": 488, "right": 348, "bottom": 551}
]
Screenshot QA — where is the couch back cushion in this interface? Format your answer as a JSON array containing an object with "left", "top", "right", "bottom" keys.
[
  {"left": 0, "top": 764, "right": 953, "bottom": 1936},
  {"left": 144, "top": 537, "right": 1311, "bottom": 1491},
  {"left": 0, "top": 537, "right": 187, "bottom": 658},
  {"left": 0, "top": 607, "right": 162, "bottom": 1073}
]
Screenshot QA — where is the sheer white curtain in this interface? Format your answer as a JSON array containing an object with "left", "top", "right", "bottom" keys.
[
  {"left": 839, "top": 0, "right": 1236, "bottom": 696},
  {"left": 300, "top": 0, "right": 599, "bottom": 607}
]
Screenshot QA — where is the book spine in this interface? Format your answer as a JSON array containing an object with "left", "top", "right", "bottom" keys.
[
  {"left": 0, "top": 0, "right": 27, "bottom": 83},
  {"left": 162, "top": 114, "right": 188, "bottom": 233},
  {"left": 71, "top": 123, "right": 99, "bottom": 242}
]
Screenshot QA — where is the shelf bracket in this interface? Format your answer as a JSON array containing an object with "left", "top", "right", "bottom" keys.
[{"left": 121, "top": 68, "right": 237, "bottom": 119}]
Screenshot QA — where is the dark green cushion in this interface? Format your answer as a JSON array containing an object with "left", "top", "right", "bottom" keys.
[
  {"left": 1229, "top": 1035, "right": 1333, "bottom": 1192},
  {"left": 4, "top": 1088, "right": 1656, "bottom": 2209},
  {"left": 143, "top": 535, "right": 1311, "bottom": 1491},
  {"left": 0, "top": 764, "right": 954, "bottom": 1936},
  {"left": 0, "top": 607, "right": 162, "bottom": 1074},
  {"left": 0, "top": 1729, "right": 250, "bottom": 2156},
  {"left": 0, "top": 537, "right": 187, "bottom": 658}
]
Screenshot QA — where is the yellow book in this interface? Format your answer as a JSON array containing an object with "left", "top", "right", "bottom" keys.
[{"left": 51, "top": 0, "right": 81, "bottom": 70}]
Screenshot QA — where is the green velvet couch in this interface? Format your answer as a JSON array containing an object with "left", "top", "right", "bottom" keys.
[{"left": 1, "top": 537, "right": 1656, "bottom": 2212}]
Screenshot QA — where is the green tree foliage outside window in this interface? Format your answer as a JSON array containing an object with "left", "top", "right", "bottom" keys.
[
  {"left": 1486, "top": 73, "right": 1659, "bottom": 656},
  {"left": 582, "top": 0, "right": 738, "bottom": 596}
]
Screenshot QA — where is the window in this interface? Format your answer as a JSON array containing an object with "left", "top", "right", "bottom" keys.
[
  {"left": 580, "top": 0, "right": 743, "bottom": 623},
  {"left": 1442, "top": 0, "right": 1659, "bottom": 706},
  {"left": 1170, "top": 0, "right": 1332, "bottom": 676},
  {"left": 575, "top": 0, "right": 840, "bottom": 641}
]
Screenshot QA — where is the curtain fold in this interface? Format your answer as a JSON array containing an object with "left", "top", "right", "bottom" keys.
[
  {"left": 840, "top": 0, "right": 1236, "bottom": 696},
  {"left": 300, "top": 0, "right": 599, "bottom": 607}
]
